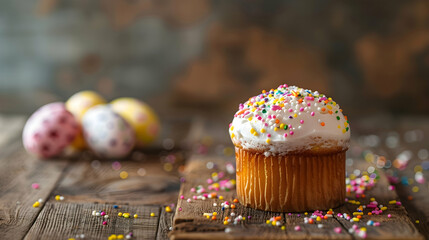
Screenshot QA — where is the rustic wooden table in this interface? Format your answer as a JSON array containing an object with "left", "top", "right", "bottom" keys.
[
  {"left": 0, "top": 115, "right": 428, "bottom": 239},
  {"left": 0, "top": 115, "right": 188, "bottom": 240}
]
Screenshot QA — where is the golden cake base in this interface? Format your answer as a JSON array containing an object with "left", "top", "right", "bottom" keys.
[{"left": 235, "top": 147, "right": 346, "bottom": 212}]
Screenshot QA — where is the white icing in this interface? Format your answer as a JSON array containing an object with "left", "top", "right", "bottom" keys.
[{"left": 229, "top": 85, "right": 350, "bottom": 155}]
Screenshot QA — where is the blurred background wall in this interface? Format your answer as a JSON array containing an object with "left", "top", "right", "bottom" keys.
[{"left": 0, "top": 0, "right": 428, "bottom": 120}]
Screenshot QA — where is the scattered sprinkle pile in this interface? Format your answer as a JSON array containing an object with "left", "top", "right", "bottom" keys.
[{"left": 107, "top": 232, "right": 133, "bottom": 240}]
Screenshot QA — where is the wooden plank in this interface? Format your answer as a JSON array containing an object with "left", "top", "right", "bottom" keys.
[
  {"left": 395, "top": 182, "right": 429, "bottom": 239},
  {"left": 170, "top": 155, "right": 423, "bottom": 239},
  {"left": 157, "top": 206, "right": 175, "bottom": 240},
  {"left": 21, "top": 117, "right": 190, "bottom": 239},
  {"left": 25, "top": 202, "right": 161, "bottom": 240},
  {"left": 333, "top": 160, "right": 423, "bottom": 240},
  {"left": 0, "top": 141, "right": 71, "bottom": 239},
  {"left": 50, "top": 117, "right": 191, "bottom": 206},
  {"left": 170, "top": 156, "right": 352, "bottom": 239},
  {"left": 53, "top": 153, "right": 182, "bottom": 205},
  {"left": 382, "top": 122, "right": 429, "bottom": 238},
  {"left": 350, "top": 119, "right": 429, "bottom": 238}
]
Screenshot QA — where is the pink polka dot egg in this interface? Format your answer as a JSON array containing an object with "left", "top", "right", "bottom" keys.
[{"left": 22, "top": 102, "right": 79, "bottom": 158}]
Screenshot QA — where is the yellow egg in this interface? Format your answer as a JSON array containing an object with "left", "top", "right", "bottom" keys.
[
  {"left": 66, "top": 91, "right": 106, "bottom": 149},
  {"left": 110, "top": 98, "right": 160, "bottom": 147},
  {"left": 66, "top": 131, "right": 86, "bottom": 150},
  {"left": 66, "top": 91, "right": 106, "bottom": 121}
]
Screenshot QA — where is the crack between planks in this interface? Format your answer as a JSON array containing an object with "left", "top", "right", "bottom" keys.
[
  {"left": 333, "top": 215, "right": 356, "bottom": 240},
  {"left": 154, "top": 205, "right": 163, "bottom": 239},
  {"left": 21, "top": 158, "right": 73, "bottom": 240}
]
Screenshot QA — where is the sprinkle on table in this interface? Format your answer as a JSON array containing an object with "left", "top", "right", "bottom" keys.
[
  {"left": 55, "top": 195, "right": 64, "bottom": 201},
  {"left": 119, "top": 171, "right": 129, "bottom": 179},
  {"left": 32, "top": 201, "right": 40, "bottom": 208}
]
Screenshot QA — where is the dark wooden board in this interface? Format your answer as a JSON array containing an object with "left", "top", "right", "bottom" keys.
[
  {"left": 0, "top": 116, "right": 73, "bottom": 239},
  {"left": 350, "top": 118, "right": 429, "bottom": 239},
  {"left": 384, "top": 121, "right": 429, "bottom": 239},
  {"left": 53, "top": 155, "right": 182, "bottom": 205},
  {"left": 333, "top": 160, "right": 422, "bottom": 240},
  {"left": 47, "top": 152, "right": 182, "bottom": 240},
  {"left": 157, "top": 205, "right": 175, "bottom": 240},
  {"left": 0, "top": 141, "right": 71, "bottom": 239},
  {"left": 395, "top": 177, "right": 429, "bottom": 240},
  {"left": 0, "top": 115, "right": 184, "bottom": 240},
  {"left": 25, "top": 202, "right": 161, "bottom": 240},
  {"left": 170, "top": 155, "right": 424, "bottom": 240}
]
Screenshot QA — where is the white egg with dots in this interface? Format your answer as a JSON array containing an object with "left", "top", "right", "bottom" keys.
[{"left": 82, "top": 105, "right": 135, "bottom": 158}]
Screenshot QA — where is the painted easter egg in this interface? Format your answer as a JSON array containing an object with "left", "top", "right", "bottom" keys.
[
  {"left": 82, "top": 105, "right": 135, "bottom": 158},
  {"left": 22, "top": 102, "right": 79, "bottom": 158},
  {"left": 110, "top": 98, "right": 160, "bottom": 147},
  {"left": 65, "top": 90, "right": 106, "bottom": 149}
]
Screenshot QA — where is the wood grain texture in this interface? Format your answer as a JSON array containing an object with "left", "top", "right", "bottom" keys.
[
  {"left": 25, "top": 202, "right": 161, "bottom": 240},
  {"left": 43, "top": 116, "right": 190, "bottom": 208},
  {"left": 170, "top": 155, "right": 424, "bottom": 239},
  {"left": 395, "top": 178, "right": 429, "bottom": 240},
  {"left": 332, "top": 158, "right": 423, "bottom": 239},
  {"left": 371, "top": 120, "right": 429, "bottom": 240},
  {"left": 157, "top": 206, "right": 175, "bottom": 240},
  {"left": 53, "top": 152, "right": 182, "bottom": 205},
  {"left": 0, "top": 141, "right": 70, "bottom": 239},
  {"left": 47, "top": 150, "right": 183, "bottom": 239},
  {"left": 0, "top": 115, "right": 187, "bottom": 240}
]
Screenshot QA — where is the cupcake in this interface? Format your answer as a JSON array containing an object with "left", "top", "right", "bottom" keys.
[{"left": 229, "top": 84, "right": 350, "bottom": 212}]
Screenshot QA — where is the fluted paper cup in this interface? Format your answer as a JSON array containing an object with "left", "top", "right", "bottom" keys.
[{"left": 235, "top": 147, "right": 346, "bottom": 212}]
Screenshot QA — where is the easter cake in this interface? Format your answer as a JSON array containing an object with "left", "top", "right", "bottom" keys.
[{"left": 229, "top": 84, "right": 350, "bottom": 212}]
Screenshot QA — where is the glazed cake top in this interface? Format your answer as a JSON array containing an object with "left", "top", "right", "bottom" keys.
[{"left": 229, "top": 84, "right": 350, "bottom": 156}]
